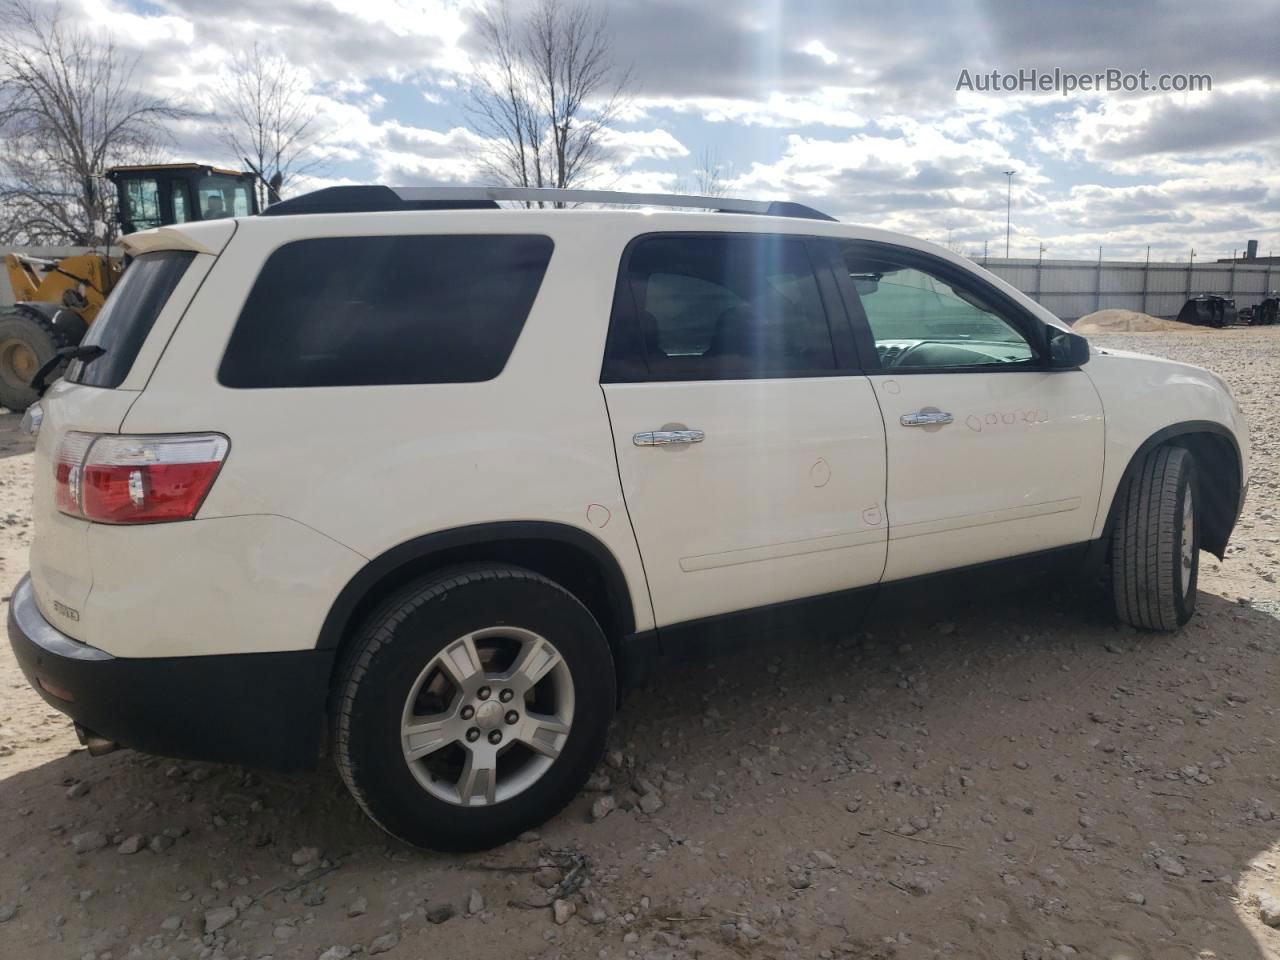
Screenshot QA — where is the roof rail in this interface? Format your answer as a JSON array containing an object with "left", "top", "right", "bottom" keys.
[{"left": 260, "top": 185, "right": 837, "bottom": 222}]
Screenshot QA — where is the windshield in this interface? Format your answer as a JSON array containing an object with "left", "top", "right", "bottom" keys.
[
  {"left": 68, "top": 251, "right": 196, "bottom": 388},
  {"left": 196, "top": 175, "right": 252, "bottom": 219}
]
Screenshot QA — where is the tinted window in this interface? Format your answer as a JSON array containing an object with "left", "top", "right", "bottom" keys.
[
  {"left": 69, "top": 251, "right": 196, "bottom": 388},
  {"left": 219, "top": 235, "right": 553, "bottom": 388},
  {"left": 606, "top": 234, "right": 835, "bottom": 381},
  {"left": 841, "top": 247, "right": 1035, "bottom": 369}
]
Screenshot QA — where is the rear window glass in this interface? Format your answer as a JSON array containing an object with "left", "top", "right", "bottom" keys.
[
  {"left": 218, "top": 234, "right": 554, "bottom": 388},
  {"left": 69, "top": 251, "right": 196, "bottom": 388}
]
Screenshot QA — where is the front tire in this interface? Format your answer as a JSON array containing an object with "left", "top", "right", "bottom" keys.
[
  {"left": 1110, "top": 445, "right": 1199, "bottom": 630},
  {"left": 0, "top": 306, "right": 69, "bottom": 412},
  {"left": 332, "top": 564, "right": 616, "bottom": 850}
]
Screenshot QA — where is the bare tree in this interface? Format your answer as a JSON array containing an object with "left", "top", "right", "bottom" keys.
[
  {"left": 465, "top": 0, "right": 632, "bottom": 194},
  {"left": 0, "top": 0, "right": 184, "bottom": 245},
  {"left": 215, "top": 42, "right": 325, "bottom": 207},
  {"left": 690, "top": 147, "right": 729, "bottom": 197}
]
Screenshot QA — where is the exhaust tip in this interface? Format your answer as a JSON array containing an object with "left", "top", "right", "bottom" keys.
[{"left": 74, "top": 723, "right": 119, "bottom": 757}]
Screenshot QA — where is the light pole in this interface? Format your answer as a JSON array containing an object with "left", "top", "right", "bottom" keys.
[{"left": 1003, "top": 170, "right": 1015, "bottom": 258}]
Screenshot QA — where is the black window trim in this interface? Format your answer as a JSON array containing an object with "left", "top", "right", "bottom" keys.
[
  {"left": 827, "top": 239, "right": 1053, "bottom": 375},
  {"left": 600, "top": 231, "right": 863, "bottom": 385}
]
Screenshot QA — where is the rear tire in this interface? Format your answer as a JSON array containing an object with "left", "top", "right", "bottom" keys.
[
  {"left": 332, "top": 564, "right": 616, "bottom": 850},
  {"left": 0, "top": 305, "right": 69, "bottom": 412},
  {"left": 1110, "top": 445, "right": 1199, "bottom": 631}
]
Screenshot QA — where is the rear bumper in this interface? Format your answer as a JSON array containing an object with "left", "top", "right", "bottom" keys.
[{"left": 7, "top": 573, "right": 333, "bottom": 771}]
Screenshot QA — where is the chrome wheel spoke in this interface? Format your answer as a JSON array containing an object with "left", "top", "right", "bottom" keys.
[
  {"left": 507, "top": 637, "right": 561, "bottom": 693},
  {"left": 517, "top": 712, "right": 570, "bottom": 759},
  {"left": 402, "top": 716, "right": 456, "bottom": 761},
  {"left": 437, "top": 634, "right": 484, "bottom": 688},
  {"left": 457, "top": 748, "right": 498, "bottom": 806}
]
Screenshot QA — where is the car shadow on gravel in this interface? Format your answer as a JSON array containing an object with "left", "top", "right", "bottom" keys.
[
  {"left": 0, "top": 583, "right": 1276, "bottom": 958},
  {"left": 0, "top": 412, "right": 33, "bottom": 460}
]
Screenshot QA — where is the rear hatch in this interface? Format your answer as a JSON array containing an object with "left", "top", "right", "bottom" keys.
[{"left": 28, "top": 222, "right": 234, "bottom": 639}]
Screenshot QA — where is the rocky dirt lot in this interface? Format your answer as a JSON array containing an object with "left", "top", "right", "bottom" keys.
[{"left": 0, "top": 328, "right": 1277, "bottom": 960}]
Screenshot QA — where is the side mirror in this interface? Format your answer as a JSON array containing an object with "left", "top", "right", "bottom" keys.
[{"left": 1047, "top": 326, "right": 1090, "bottom": 369}]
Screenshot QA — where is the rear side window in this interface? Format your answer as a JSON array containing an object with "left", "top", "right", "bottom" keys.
[
  {"left": 603, "top": 234, "right": 836, "bottom": 382},
  {"left": 218, "top": 235, "right": 553, "bottom": 388},
  {"left": 69, "top": 250, "right": 196, "bottom": 388}
]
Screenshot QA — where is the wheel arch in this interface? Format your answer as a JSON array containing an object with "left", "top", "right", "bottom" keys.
[
  {"left": 317, "top": 521, "right": 639, "bottom": 679},
  {"left": 1102, "top": 420, "right": 1243, "bottom": 560}
]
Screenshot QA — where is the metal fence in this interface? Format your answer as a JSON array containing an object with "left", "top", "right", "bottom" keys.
[{"left": 979, "top": 256, "right": 1279, "bottom": 322}]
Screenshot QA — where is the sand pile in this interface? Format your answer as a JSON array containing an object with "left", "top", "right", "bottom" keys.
[{"left": 1073, "top": 309, "right": 1188, "bottom": 333}]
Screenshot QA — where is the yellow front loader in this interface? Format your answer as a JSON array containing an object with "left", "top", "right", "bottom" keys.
[
  {"left": 0, "top": 162, "right": 259, "bottom": 411},
  {"left": 1, "top": 251, "right": 122, "bottom": 408}
]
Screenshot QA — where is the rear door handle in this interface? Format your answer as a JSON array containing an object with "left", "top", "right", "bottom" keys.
[
  {"left": 900, "top": 410, "right": 953, "bottom": 427},
  {"left": 633, "top": 429, "right": 705, "bottom": 446}
]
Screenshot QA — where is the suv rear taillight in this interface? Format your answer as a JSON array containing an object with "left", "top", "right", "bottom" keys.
[{"left": 55, "top": 433, "right": 229, "bottom": 524}]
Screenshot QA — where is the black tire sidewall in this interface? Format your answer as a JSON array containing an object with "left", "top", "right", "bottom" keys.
[
  {"left": 0, "top": 310, "right": 62, "bottom": 410},
  {"left": 338, "top": 570, "right": 615, "bottom": 850},
  {"left": 1171, "top": 454, "right": 1199, "bottom": 625}
]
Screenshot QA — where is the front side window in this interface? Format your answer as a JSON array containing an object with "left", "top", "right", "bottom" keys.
[
  {"left": 607, "top": 234, "right": 836, "bottom": 381},
  {"left": 841, "top": 246, "right": 1036, "bottom": 369},
  {"left": 219, "top": 234, "right": 554, "bottom": 388}
]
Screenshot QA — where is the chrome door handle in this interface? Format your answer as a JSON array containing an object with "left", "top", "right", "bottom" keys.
[
  {"left": 900, "top": 410, "right": 953, "bottom": 427},
  {"left": 633, "top": 429, "right": 705, "bottom": 446}
]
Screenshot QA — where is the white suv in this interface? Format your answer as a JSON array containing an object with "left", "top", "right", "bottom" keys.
[{"left": 9, "top": 187, "right": 1249, "bottom": 850}]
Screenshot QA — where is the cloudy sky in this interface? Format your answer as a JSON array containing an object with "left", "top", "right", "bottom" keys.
[{"left": 81, "top": 0, "right": 1280, "bottom": 260}]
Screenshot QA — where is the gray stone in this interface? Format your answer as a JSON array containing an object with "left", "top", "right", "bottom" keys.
[
  {"left": 368, "top": 932, "right": 399, "bottom": 954},
  {"left": 65, "top": 781, "right": 90, "bottom": 799},
  {"left": 590, "top": 795, "right": 615, "bottom": 821},
  {"left": 291, "top": 846, "right": 321, "bottom": 866},
  {"left": 1258, "top": 893, "right": 1280, "bottom": 927},
  {"left": 149, "top": 834, "right": 174, "bottom": 853},
  {"left": 467, "top": 889, "right": 484, "bottom": 915},
  {"left": 203, "top": 906, "right": 238, "bottom": 934},
  {"left": 1004, "top": 796, "right": 1034, "bottom": 814},
  {"left": 811, "top": 850, "right": 837, "bottom": 869},
  {"left": 319, "top": 948, "right": 354, "bottom": 960},
  {"left": 0, "top": 903, "right": 17, "bottom": 923},
  {"left": 116, "top": 834, "right": 143, "bottom": 855},
  {"left": 302, "top": 886, "right": 326, "bottom": 907},
  {"left": 347, "top": 896, "right": 368, "bottom": 918},
  {"left": 72, "top": 830, "right": 108, "bottom": 854},
  {"left": 552, "top": 898, "right": 575, "bottom": 924},
  {"left": 638, "top": 793, "right": 664, "bottom": 815},
  {"left": 1157, "top": 856, "right": 1186, "bottom": 877},
  {"left": 160, "top": 916, "right": 181, "bottom": 931},
  {"left": 426, "top": 902, "right": 455, "bottom": 924}
]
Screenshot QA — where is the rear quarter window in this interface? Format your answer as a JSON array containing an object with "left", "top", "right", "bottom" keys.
[
  {"left": 69, "top": 250, "right": 196, "bottom": 388},
  {"left": 218, "top": 234, "right": 554, "bottom": 388}
]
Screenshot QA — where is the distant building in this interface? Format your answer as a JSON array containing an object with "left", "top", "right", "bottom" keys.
[{"left": 1216, "top": 239, "right": 1280, "bottom": 264}]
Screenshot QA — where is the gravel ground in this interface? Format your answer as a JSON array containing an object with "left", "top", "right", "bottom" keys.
[{"left": 0, "top": 328, "right": 1276, "bottom": 960}]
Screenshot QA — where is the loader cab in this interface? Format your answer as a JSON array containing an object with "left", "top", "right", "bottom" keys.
[{"left": 107, "top": 163, "right": 260, "bottom": 236}]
